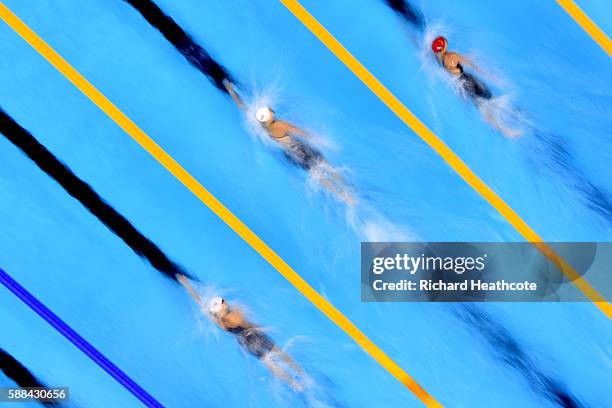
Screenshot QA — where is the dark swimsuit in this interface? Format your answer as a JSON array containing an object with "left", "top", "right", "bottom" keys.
[
  {"left": 267, "top": 122, "right": 323, "bottom": 171},
  {"left": 456, "top": 63, "right": 492, "bottom": 100},
  {"left": 228, "top": 326, "right": 275, "bottom": 359},
  {"left": 283, "top": 140, "right": 323, "bottom": 171}
]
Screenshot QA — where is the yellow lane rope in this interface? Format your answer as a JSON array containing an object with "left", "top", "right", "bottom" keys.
[
  {"left": 0, "top": 3, "right": 442, "bottom": 406},
  {"left": 278, "top": 0, "right": 611, "bottom": 318},
  {"left": 556, "top": 0, "right": 612, "bottom": 57}
]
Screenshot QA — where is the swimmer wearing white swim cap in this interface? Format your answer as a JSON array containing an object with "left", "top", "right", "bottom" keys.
[
  {"left": 208, "top": 296, "right": 225, "bottom": 314},
  {"left": 177, "top": 274, "right": 305, "bottom": 391},
  {"left": 256, "top": 107, "right": 274, "bottom": 124},
  {"left": 221, "top": 79, "right": 355, "bottom": 205}
]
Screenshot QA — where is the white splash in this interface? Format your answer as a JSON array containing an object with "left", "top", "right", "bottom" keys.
[{"left": 346, "top": 204, "right": 415, "bottom": 242}]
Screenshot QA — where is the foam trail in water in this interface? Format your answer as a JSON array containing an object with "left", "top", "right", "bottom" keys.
[
  {"left": 346, "top": 203, "right": 414, "bottom": 242},
  {"left": 298, "top": 375, "right": 348, "bottom": 408},
  {"left": 476, "top": 95, "right": 527, "bottom": 138},
  {"left": 267, "top": 337, "right": 348, "bottom": 408}
]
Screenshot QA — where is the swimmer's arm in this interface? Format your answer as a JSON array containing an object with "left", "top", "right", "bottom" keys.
[
  {"left": 223, "top": 79, "right": 246, "bottom": 109},
  {"left": 458, "top": 54, "right": 481, "bottom": 73},
  {"left": 284, "top": 122, "right": 308, "bottom": 138},
  {"left": 219, "top": 313, "right": 246, "bottom": 331},
  {"left": 216, "top": 319, "right": 228, "bottom": 330},
  {"left": 178, "top": 274, "right": 203, "bottom": 306}
]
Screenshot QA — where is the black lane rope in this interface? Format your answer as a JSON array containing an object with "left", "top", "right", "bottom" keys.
[
  {"left": 0, "top": 108, "right": 194, "bottom": 282},
  {"left": 122, "top": 0, "right": 233, "bottom": 92},
  {"left": 383, "top": 0, "right": 424, "bottom": 30},
  {"left": 0, "top": 347, "right": 61, "bottom": 407}
]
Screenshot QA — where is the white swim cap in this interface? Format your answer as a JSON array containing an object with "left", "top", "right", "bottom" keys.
[
  {"left": 256, "top": 107, "right": 273, "bottom": 123},
  {"left": 209, "top": 297, "right": 224, "bottom": 313}
]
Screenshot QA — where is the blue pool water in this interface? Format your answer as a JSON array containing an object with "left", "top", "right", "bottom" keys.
[{"left": 0, "top": 0, "right": 610, "bottom": 407}]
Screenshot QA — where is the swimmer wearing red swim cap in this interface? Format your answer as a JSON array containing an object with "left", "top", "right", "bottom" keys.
[
  {"left": 431, "top": 36, "right": 523, "bottom": 137},
  {"left": 431, "top": 36, "right": 490, "bottom": 99},
  {"left": 431, "top": 36, "right": 474, "bottom": 77},
  {"left": 431, "top": 36, "right": 447, "bottom": 54}
]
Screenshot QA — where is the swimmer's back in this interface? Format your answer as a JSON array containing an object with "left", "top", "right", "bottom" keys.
[
  {"left": 443, "top": 52, "right": 464, "bottom": 76},
  {"left": 217, "top": 310, "right": 246, "bottom": 330},
  {"left": 266, "top": 120, "right": 295, "bottom": 144}
]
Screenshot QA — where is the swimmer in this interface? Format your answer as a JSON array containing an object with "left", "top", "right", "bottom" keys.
[
  {"left": 431, "top": 36, "right": 522, "bottom": 137},
  {"left": 178, "top": 274, "right": 305, "bottom": 391},
  {"left": 223, "top": 79, "right": 355, "bottom": 205}
]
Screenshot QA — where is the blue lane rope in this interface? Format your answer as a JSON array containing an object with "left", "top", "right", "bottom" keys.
[{"left": 0, "top": 267, "right": 164, "bottom": 407}]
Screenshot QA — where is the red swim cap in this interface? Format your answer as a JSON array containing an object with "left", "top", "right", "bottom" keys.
[{"left": 431, "top": 36, "right": 447, "bottom": 53}]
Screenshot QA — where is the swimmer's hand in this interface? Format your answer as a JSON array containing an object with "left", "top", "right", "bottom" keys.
[
  {"left": 177, "top": 274, "right": 203, "bottom": 305},
  {"left": 223, "top": 79, "right": 245, "bottom": 109},
  {"left": 177, "top": 274, "right": 189, "bottom": 286},
  {"left": 222, "top": 78, "right": 233, "bottom": 92}
]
